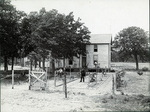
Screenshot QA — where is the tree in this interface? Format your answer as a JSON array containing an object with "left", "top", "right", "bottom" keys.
[
  {"left": 30, "top": 9, "right": 90, "bottom": 98},
  {"left": 0, "top": 1, "right": 21, "bottom": 70},
  {"left": 0, "top": 1, "right": 36, "bottom": 70},
  {"left": 18, "top": 17, "right": 37, "bottom": 69},
  {"left": 25, "top": 9, "right": 90, "bottom": 74},
  {"left": 113, "top": 26, "right": 149, "bottom": 70},
  {"left": 0, "top": 1, "right": 38, "bottom": 70},
  {"left": 31, "top": 9, "right": 90, "bottom": 69},
  {"left": 27, "top": 9, "right": 54, "bottom": 71},
  {"left": 45, "top": 11, "right": 91, "bottom": 64}
]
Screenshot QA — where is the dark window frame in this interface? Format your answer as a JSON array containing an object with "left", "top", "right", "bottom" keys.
[{"left": 94, "top": 44, "right": 98, "bottom": 52}]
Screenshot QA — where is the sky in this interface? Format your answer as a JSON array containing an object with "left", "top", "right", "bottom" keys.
[{"left": 11, "top": 0, "right": 149, "bottom": 38}]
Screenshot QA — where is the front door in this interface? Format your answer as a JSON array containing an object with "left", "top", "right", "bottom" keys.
[{"left": 82, "top": 56, "right": 86, "bottom": 68}]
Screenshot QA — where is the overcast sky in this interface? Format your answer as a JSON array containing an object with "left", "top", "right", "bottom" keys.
[{"left": 11, "top": 0, "right": 149, "bottom": 38}]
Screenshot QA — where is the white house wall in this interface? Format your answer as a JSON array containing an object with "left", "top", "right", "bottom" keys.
[
  {"left": 54, "top": 44, "right": 111, "bottom": 69},
  {"left": 72, "top": 56, "right": 82, "bottom": 68},
  {"left": 86, "top": 44, "right": 110, "bottom": 68},
  {"left": 67, "top": 56, "right": 82, "bottom": 68},
  {"left": 86, "top": 45, "right": 93, "bottom": 68},
  {"left": 55, "top": 56, "right": 82, "bottom": 68},
  {"left": 108, "top": 44, "right": 111, "bottom": 68}
]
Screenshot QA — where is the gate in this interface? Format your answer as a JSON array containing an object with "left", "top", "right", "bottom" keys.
[{"left": 29, "top": 70, "right": 47, "bottom": 90}]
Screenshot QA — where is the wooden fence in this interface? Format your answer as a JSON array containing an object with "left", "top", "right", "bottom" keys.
[{"left": 29, "top": 70, "right": 47, "bottom": 90}]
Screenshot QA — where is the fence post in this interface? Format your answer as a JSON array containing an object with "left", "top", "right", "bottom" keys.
[
  {"left": 29, "top": 69, "right": 31, "bottom": 90},
  {"left": 46, "top": 67, "right": 48, "bottom": 81},
  {"left": 12, "top": 70, "right": 14, "bottom": 89},
  {"left": 54, "top": 71, "right": 56, "bottom": 87},
  {"left": 64, "top": 73, "right": 67, "bottom": 98},
  {"left": 114, "top": 73, "right": 116, "bottom": 91},
  {"left": 112, "top": 74, "right": 114, "bottom": 94},
  {"left": 45, "top": 66, "right": 48, "bottom": 89},
  {"left": 70, "top": 66, "right": 71, "bottom": 80},
  {"left": 112, "top": 73, "right": 116, "bottom": 95}
]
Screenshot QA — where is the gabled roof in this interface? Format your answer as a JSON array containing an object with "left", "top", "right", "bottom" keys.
[{"left": 89, "top": 34, "right": 112, "bottom": 44}]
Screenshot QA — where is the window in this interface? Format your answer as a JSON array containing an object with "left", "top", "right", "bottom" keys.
[
  {"left": 69, "top": 59, "right": 73, "bottom": 65},
  {"left": 94, "top": 45, "right": 98, "bottom": 52},
  {"left": 93, "top": 55, "right": 98, "bottom": 65}
]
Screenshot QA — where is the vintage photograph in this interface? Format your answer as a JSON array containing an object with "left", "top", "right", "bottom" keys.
[{"left": 0, "top": 0, "right": 149, "bottom": 111}]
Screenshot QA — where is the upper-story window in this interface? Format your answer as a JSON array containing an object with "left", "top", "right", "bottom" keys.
[{"left": 94, "top": 45, "right": 98, "bottom": 52}]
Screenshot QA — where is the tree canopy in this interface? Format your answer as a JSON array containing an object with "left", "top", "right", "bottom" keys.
[
  {"left": 0, "top": 1, "right": 91, "bottom": 71},
  {"left": 113, "top": 26, "right": 149, "bottom": 70},
  {"left": 0, "top": 1, "right": 35, "bottom": 70},
  {"left": 28, "top": 9, "right": 90, "bottom": 69}
]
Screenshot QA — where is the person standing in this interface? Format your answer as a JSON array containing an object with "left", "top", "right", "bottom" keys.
[
  {"left": 80, "top": 68, "right": 86, "bottom": 82},
  {"left": 59, "top": 68, "right": 63, "bottom": 78}
]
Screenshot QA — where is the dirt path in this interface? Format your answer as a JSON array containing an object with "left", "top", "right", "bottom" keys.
[
  {"left": 1, "top": 73, "right": 114, "bottom": 112},
  {"left": 46, "top": 73, "right": 113, "bottom": 95},
  {"left": 66, "top": 73, "right": 113, "bottom": 95}
]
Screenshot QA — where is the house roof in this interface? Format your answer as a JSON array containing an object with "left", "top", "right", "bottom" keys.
[{"left": 89, "top": 34, "right": 112, "bottom": 44}]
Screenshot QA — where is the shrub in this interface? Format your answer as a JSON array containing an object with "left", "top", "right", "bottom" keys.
[
  {"left": 88, "top": 68, "right": 96, "bottom": 72},
  {"left": 116, "top": 70, "right": 126, "bottom": 88},
  {"left": 88, "top": 68, "right": 115, "bottom": 72},
  {"left": 110, "top": 69, "right": 115, "bottom": 72},
  {"left": 141, "top": 97, "right": 150, "bottom": 104},
  {"left": 65, "top": 68, "right": 80, "bottom": 72},
  {"left": 142, "top": 67, "right": 148, "bottom": 71},
  {"left": 137, "top": 71, "right": 143, "bottom": 75}
]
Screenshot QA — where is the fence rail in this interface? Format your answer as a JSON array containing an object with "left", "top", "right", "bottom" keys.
[{"left": 29, "top": 70, "right": 47, "bottom": 90}]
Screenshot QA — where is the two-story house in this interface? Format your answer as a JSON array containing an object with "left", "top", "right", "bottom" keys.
[
  {"left": 85, "top": 34, "right": 112, "bottom": 68},
  {"left": 55, "top": 34, "right": 112, "bottom": 69}
]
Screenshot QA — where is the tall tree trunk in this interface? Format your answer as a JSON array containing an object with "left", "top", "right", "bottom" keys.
[
  {"left": 30, "top": 59, "right": 33, "bottom": 71},
  {"left": 39, "top": 60, "right": 41, "bottom": 68},
  {"left": 4, "top": 56, "right": 8, "bottom": 71},
  {"left": 42, "top": 57, "right": 45, "bottom": 71},
  {"left": 11, "top": 56, "right": 14, "bottom": 70},
  {"left": 134, "top": 54, "right": 139, "bottom": 70},
  {"left": 63, "top": 58, "right": 65, "bottom": 69},
  {"left": 34, "top": 58, "right": 37, "bottom": 69},
  {"left": 79, "top": 55, "right": 80, "bottom": 69},
  {"left": 52, "top": 59, "right": 55, "bottom": 76}
]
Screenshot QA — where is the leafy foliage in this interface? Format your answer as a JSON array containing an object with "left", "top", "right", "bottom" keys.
[
  {"left": 0, "top": 1, "right": 91, "bottom": 71},
  {"left": 0, "top": 1, "right": 36, "bottom": 70},
  {"left": 113, "top": 26, "right": 149, "bottom": 70},
  {"left": 28, "top": 9, "right": 90, "bottom": 64}
]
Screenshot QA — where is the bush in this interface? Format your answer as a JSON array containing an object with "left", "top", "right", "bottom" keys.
[
  {"left": 137, "top": 71, "right": 143, "bottom": 75},
  {"left": 110, "top": 69, "right": 115, "bottom": 72},
  {"left": 88, "top": 68, "right": 115, "bottom": 72},
  {"left": 65, "top": 68, "right": 80, "bottom": 72},
  {"left": 116, "top": 70, "right": 126, "bottom": 88},
  {"left": 88, "top": 68, "right": 96, "bottom": 72},
  {"left": 56, "top": 68, "right": 115, "bottom": 72},
  {"left": 142, "top": 67, "right": 148, "bottom": 71}
]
